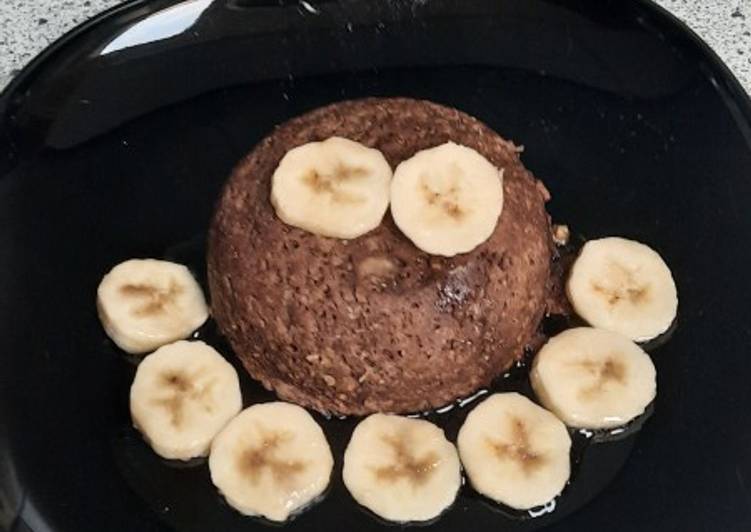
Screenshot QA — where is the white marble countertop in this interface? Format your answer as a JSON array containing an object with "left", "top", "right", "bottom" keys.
[{"left": 0, "top": 0, "right": 749, "bottom": 93}]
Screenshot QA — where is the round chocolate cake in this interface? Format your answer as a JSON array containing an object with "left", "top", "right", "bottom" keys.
[{"left": 208, "top": 97, "right": 558, "bottom": 415}]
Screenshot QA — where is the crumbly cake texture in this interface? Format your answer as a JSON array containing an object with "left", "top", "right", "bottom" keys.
[{"left": 208, "top": 97, "right": 559, "bottom": 415}]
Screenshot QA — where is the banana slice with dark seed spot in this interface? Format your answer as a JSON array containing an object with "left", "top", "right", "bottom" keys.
[
  {"left": 343, "top": 413, "right": 461, "bottom": 522},
  {"left": 530, "top": 327, "right": 657, "bottom": 429},
  {"left": 97, "top": 259, "right": 208, "bottom": 354},
  {"left": 129, "top": 340, "right": 242, "bottom": 460},
  {"left": 457, "top": 393, "right": 571, "bottom": 510},
  {"left": 566, "top": 237, "right": 677, "bottom": 341},
  {"left": 390, "top": 142, "right": 504, "bottom": 257},
  {"left": 209, "top": 402, "right": 333, "bottom": 522},
  {"left": 270, "top": 137, "right": 392, "bottom": 239}
]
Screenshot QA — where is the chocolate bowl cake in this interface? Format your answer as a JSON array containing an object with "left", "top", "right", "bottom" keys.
[{"left": 207, "top": 97, "right": 561, "bottom": 415}]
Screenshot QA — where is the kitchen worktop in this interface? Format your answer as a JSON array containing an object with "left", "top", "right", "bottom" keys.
[{"left": 0, "top": 0, "right": 749, "bottom": 93}]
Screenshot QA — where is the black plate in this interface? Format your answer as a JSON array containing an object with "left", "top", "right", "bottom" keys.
[{"left": 2, "top": 1, "right": 751, "bottom": 531}]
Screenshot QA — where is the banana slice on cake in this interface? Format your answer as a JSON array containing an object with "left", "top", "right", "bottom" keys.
[
  {"left": 209, "top": 402, "right": 334, "bottom": 522},
  {"left": 566, "top": 237, "right": 678, "bottom": 341},
  {"left": 97, "top": 258, "right": 209, "bottom": 354},
  {"left": 457, "top": 393, "right": 571, "bottom": 510},
  {"left": 270, "top": 136, "right": 392, "bottom": 239},
  {"left": 390, "top": 142, "right": 504, "bottom": 256},
  {"left": 342, "top": 413, "right": 461, "bottom": 523},
  {"left": 530, "top": 327, "right": 657, "bottom": 429},
  {"left": 130, "top": 340, "right": 242, "bottom": 460}
]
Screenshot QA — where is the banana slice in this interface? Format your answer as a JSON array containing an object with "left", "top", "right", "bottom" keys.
[
  {"left": 270, "top": 136, "right": 392, "bottom": 239},
  {"left": 209, "top": 402, "right": 333, "bottom": 522},
  {"left": 342, "top": 413, "right": 461, "bottom": 523},
  {"left": 530, "top": 327, "right": 657, "bottom": 429},
  {"left": 129, "top": 340, "right": 242, "bottom": 460},
  {"left": 97, "top": 259, "right": 209, "bottom": 354},
  {"left": 457, "top": 393, "right": 571, "bottom": 510},
  {"left": 390, "top": 142, "right": 503, "bottom": 256},
  {"left": 566, "top": 237, "right": 678, "bottom": 341}
]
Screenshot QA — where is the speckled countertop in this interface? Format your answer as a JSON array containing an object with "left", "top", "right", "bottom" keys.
[{"left": 0, "top": 0, "right": 749, "bottom": 93}]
